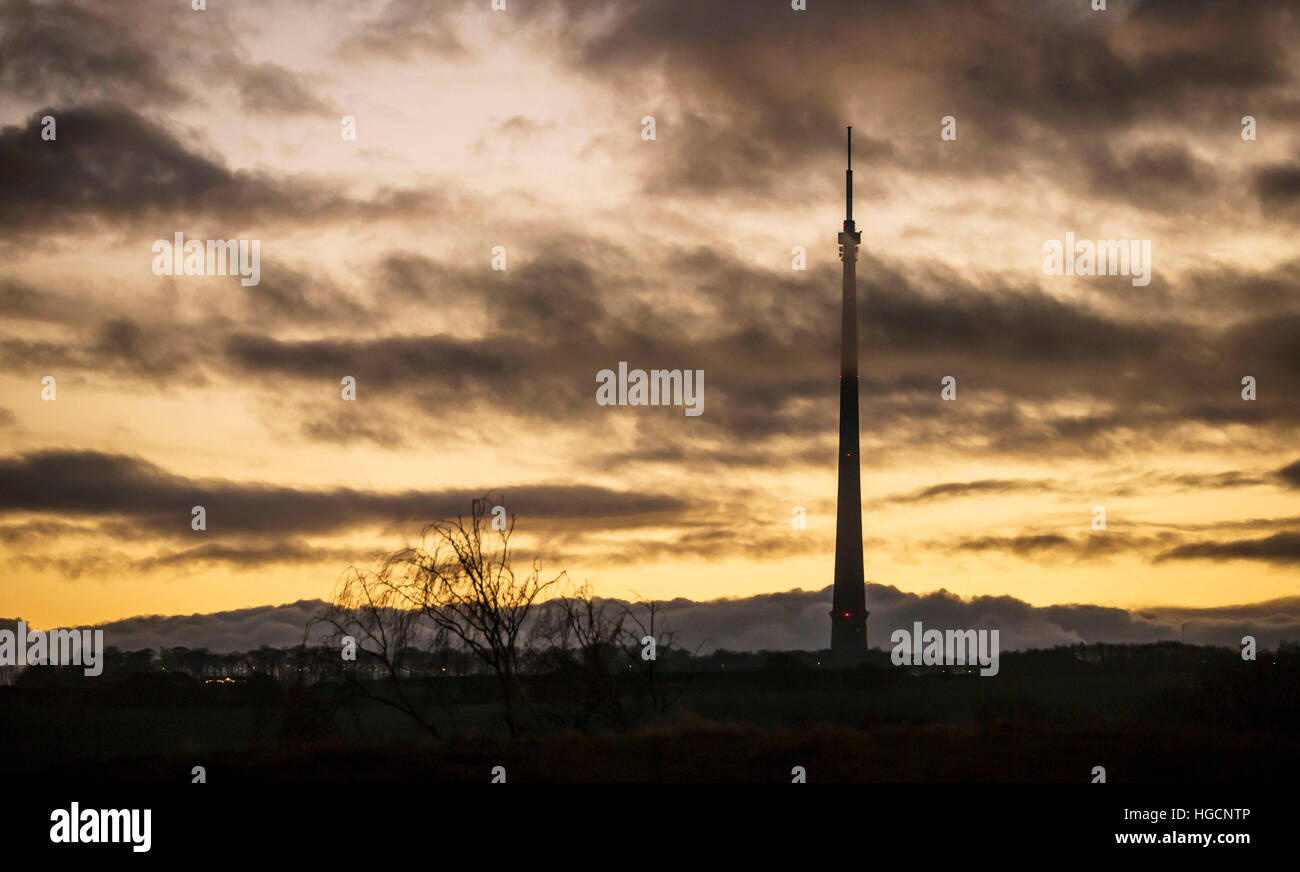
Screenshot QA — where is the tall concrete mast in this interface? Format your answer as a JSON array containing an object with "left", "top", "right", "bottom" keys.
[{"left": 831, "top": 125, "right": 868, "bottom": 661}]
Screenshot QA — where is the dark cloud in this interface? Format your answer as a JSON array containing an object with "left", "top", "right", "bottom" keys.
[
  {"left": 134, "top": 541, "right": 374, "bottom": 571},
  {"left": 91, "top": 318, "right": 199, "bottom": 379},
  {"left": 1253, "top": 158, "right": 1300, "bottom": 209},
  {"left": 1155, "top": 531, "right": 1300, "bottom": 566},
  {"left": 6, "top": 224, "right": 1298, "bottom": 471},
  {"left": 0, "top": 0, "right": 187, "bottom": 106},
  {"left": 0, "top": 314, "right": 212, "bottom": 387},
  {"left": 9, "top": 547, "right": 137, "bottom": 580},
  {"left": 297, "top": 404, "right": 409, "bottom": 450},
  {"left": 955, "top": 534, "right": 1074, "bottom": 556},
  {"left": 881, "top": 478, "right": 1057, "bottom": 505},
  {"left": 1110, "top": 469, "right": 1273, "bottom": 496},
  {"left": 516, "top": 0, "right": 1296, "bottom": 196},
  {"left": 0, "top": 105, "right": 449, "bottom": 229},
  {"left": 569, "top": 526, "right": 838, "bottom": 568},
  {"left": 1141, "top": 515, "right": 1300, "bottom": 536},
  {"left": 920, "top": 529, "right": 1188, "bottom": 564},
  {"left": 225, "top": 332, "right": 521, "bottom": 385},
  {"left": 1177, "top": 258, "right": 1300, "bottom": 320},
  {"left": 332, "top": 0, "right": 471, "bottom": 61},
  {"left": 0, "top": 105, "right": 230, "bottom": 228},
  {"left": 1083, "top": 142, "right": 1218, "bottom": 207},
  {"left": 237, "top": 263, "right": 371, "bottom": 328},
  {"left": 1280, "top": 460, "right": 1300, "bottom": 489},
  {"left": 0, "top": 279, "right": 57, "bottom": 322},
  {"left": 862, "top": 467, "right": 1282, "bottom": 508},
  {"left": 0, "top": 449, "right": 691, "bottom": 539},
  {"left": 0, "top": 519, "right": 92, "bottom": 544},
  {"left": 186, "top": 240, "right": 1299, "bottom": 463},
  {"left": 236, "top": 62, "right": 335, "bottom": 117}
]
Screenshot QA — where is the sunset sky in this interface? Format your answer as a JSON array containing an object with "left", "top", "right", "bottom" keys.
[{"left": 1, "top": 0, "right": 1298, "bottom": 632}]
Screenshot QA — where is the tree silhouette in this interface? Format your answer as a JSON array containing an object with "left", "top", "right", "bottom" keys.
[
  {"left": 317, "top": 495, "right": 564, "bottom": 736},
  {"left": 530, "top": 582, "right": 628, "bottom": 732},
  {"left": 314, "top": 559, "right": 447, "bottom": 738}
]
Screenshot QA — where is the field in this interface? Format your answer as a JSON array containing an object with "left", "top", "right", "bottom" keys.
[{"left": 4, "top": 642, "right": 1297, "bottom": 783}]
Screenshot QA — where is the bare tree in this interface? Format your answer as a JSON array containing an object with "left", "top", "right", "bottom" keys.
[
  {"left": 403, "top": 497, "right": 564, "bottom": 735},
  {"left": 313, "top": 562, "right": 447, "bottom": 738},
  {"left": 531, "top": 582, "right": 629, "bottom": 733},
  {"left": 316, "top": 496, "right": 563, "bottom": 737},
  {"left": 529, "top": 589, "right": 695, "bottom": 733},
  {"left": 619, "top": 597, "right": 694, "bottom": 724}
]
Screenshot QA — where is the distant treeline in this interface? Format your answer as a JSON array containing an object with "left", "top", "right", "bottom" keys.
[{"left": 6, "top": 638, "right": 1296, "bottom": 686}]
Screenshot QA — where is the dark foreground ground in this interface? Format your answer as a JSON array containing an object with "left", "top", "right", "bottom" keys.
[
  {"left": 3, "top": 643, "right": 1297, "bottom": 782},
  {"left": 16, "top": 722, "right": 1300, "bottom": 784}
]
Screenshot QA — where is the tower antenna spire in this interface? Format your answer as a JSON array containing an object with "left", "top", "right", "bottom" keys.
[{"left": 844, "top": 125, "right": 854, "bottom": 229}]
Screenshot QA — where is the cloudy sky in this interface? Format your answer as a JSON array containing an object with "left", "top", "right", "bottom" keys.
[{"left": 1, "top": 0, "right": 1298, "bottom": 639}]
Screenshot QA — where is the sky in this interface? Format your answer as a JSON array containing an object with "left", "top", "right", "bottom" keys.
[{"left": 1, "top": 0, "right": 1298, "bottom": 637}]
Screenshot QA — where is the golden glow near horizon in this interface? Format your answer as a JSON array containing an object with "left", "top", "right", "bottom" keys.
[{"left": 1, "top": 1, "right": 1298, "bottom": 630}]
